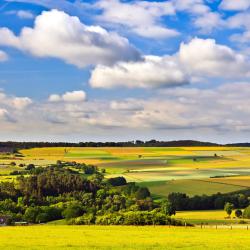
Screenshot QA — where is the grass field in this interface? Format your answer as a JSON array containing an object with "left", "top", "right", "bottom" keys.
[
  {"left": 139, "top": 179, "right": 246, "bottom": 197},
  {"left": 0, "top": 225, "right": 250, "bottom": 249}
]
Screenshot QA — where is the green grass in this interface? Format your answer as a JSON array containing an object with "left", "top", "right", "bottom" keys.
[
  {"left": 139, "top": 179, "right": 246, "bottom": 197},
  {"left": 0, "top": 225, "right": 250, "bottom": 249}
]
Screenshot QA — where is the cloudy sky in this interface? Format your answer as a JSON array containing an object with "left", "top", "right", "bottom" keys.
[{"left": 0, "top": 0, "right": 250, "bottom": 142}]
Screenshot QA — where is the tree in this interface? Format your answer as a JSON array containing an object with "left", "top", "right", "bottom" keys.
[
  {"left": 235, "top": 209, "right": 242, "bottom": 218},
  {"left": 224, "top": 202, "right": 234, "bottom": 217},
  {"left": 107, "top": 177, "right": 127, "bottom": 186},
  {"left": 161, "top": 200, "right": 176, "bottom": 216},
  {"left": 62, "top": 203, "right": 83, "bottom": 220},
  {"left": 136, "top": 187, "right": 150, "bottom": 200},
  {"left": 24, "top": 207, "right": 41, "bottom": 223}
]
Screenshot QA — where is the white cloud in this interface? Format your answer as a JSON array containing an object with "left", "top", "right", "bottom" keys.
[
  {"left": 227, "top": 12, "right": 250, "bottom": 45},
  {"left": 0, "top": 50, "right": 8, "bottom": 62},
  {"left": 95, "top": 0, "right": 179, "bottom": 39},
  {"left": 16, "top": 10, "right": 35, "bottom": 19},
  {"left": 49, "top": 90, "right": 87, "bottom": 103},
  {"left": 0, "top": 109, "right": 15, "bottom": 123},
  {"left": 6, "top": 10, "right": 35, "bottom": 19},
  {"left": 227, "top": 12, "right": 250, "bottom": 29},
  {"left": 90, "top": 38, "right": 250, "bottom": 89},
  {"left": 0, "top": 9, "right": 140, "bottom": 68},
  {"left": 220, "top": 0, "right": 250, "bottom": 11},
  {"left": 12, "top": 97, "right": 33, "bottom": 109},
  {"left": 90, "top": 55, "right": 188, "bottom": 88},
  {"left": 0, "top": 91, "right": 32, "bottom": 110},
  {"left": 193, "top": 12, "right": 225, "bottom": 33},
  {"left": 178, "top": 38, "right": 250, "bottom": 77},
  {"left": 110, "top": 100, "right": 143, "bottom": 111},
  {"left": 173, "top": 0, "right": 209, "bottom": 14}
]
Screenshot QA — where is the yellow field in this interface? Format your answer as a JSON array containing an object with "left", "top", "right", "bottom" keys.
[
  {"left": 207, "top": 176, "right": 250, "bottom": 187},
  {"left": 0, "top": 225, "right": 250, "bottom": 249},
  {"left": 173, "top": 210, "right": 250, "bottom": 225},
  {"left": 175, "top": 210, "right": 232, "bottom": 220}
]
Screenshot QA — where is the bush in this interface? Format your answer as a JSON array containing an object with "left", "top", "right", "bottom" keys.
[
  {"left": 235, "top": 209, "right": 243, "bottom": 218},
  {"left": 136, "top": 187, "right": 150, "bottom": 200},
  {"left": 62, "top": 203, "right": 83, "bottom": 220},
  {"left": 107, "top": 177, "right": 127, "bottom": 186},
  {"left": 243, "top": 205, "right": 250, "bottom": 219},
  {"left": 25, "top": 164, "right": 35, "bottom": 171},
  {"left": 24, "top": 207, "right": 41, "bottom": 223}
]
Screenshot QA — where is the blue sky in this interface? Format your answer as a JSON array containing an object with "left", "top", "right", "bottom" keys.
[{"left": 0, "top": 0, "right": 250, "bottom": 142}]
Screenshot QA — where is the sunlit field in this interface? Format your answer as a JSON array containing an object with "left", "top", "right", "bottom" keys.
[
  {"left": 1, "top": 146, "right": 250, "bottom": 198},
  {"left": 0, "top": 225, "right": 250, "bottom": 250},
  {"left": 174, "top": 210, "right": 250, "bottom": 225}
]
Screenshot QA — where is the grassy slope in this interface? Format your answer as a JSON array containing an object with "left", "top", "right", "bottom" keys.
[{"left": 0, "top": 225, "right": 250, "bottom": 250}]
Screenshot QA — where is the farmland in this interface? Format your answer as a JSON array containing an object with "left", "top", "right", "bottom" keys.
[
  {"left": 0, "top": 225, "right": 250, "bottom": 250},
  {"left": 1, "top": 146, "right": 249, "bottom": 197}
]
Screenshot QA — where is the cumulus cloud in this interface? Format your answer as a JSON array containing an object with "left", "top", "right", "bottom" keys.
[
  {"left": 220, "top": 0, "right": 250, "bottom": 11},
  {"left": 12, "top": 97, "right": 33, "bottom": 109},
  {"left": 90, "top": 38, "right": 250, "bottom": 89},
  {"left": 0, "top": 50, "right": 8, "bottom": 62},
  {"left": 0, "top": 91, "right": 32, "bottom": 110},
  {"left": 0, "top": 9, "right": 140, "bottom": 67},
  {"left": 95, "top": 0, "right": 179, "bottom": 39},
  {"left": 178, "top": 38, "right": 250, "bottom": 77},
  {"left": 90, "top": 55, "right": 188, "bottom": 88},
  {"left": 49, "top": 90, "right": 87, "bottom": 103}
]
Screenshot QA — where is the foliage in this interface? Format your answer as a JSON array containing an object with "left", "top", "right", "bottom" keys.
[
  {"left": 243, "top": 205, "right": 250, "bottom": 219},
  {"left": 224, "top": 202, "right": 234, "bottom": 217},
  {"left": 235, "top": 209, "right": 242, "bottom": 218}
]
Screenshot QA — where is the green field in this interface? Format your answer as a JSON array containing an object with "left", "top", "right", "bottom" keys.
[
  {"left": 1, "top": 146, "right": 250, "bottom": 198},
  {"left": 0, "top": 225, "right": 250, "bottom": 250}
]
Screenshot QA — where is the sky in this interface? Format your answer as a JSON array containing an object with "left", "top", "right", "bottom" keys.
[{"left": 0, "top": 0, "right": 250, "bottom": 143}]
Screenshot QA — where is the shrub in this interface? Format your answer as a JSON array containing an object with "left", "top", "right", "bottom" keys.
[
  {"left": 235, "top": 209, "right": 243, "bottom": 218},
  {"left": 62, "top": 203, "right": 83, "bottom": 220},
  {"left": 243, "top": 205, "right": 250, "bottom": 219}
]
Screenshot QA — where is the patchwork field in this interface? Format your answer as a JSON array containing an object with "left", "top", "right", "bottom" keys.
[
  {"left": 0, "top": 225, "right": 250, "bottom": 250},
  {"left": 1, "top": 146, "right": 250, "bottom": 198}
]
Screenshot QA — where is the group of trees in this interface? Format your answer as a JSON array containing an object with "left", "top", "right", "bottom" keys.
[
  {"left": 168, "top": 191, "right": 250, "bottom": 211},
  {"left": 0, "top": 163, "right": 182, "bottom": 226}
]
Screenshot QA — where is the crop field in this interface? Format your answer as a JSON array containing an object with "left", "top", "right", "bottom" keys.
[
  {"left": 138, "top": 179, "right": 245, "bottom": 197},
  {"left": 0, "top": 225, "right": 250, "bottom": 250},
  {"left": 1, "top": 146, "right": 250, "bottom": 198}
]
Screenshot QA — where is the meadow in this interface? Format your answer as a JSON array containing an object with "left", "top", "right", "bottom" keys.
[{"left": 0, "top": 225, "right": 250, "bottom": 250}]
